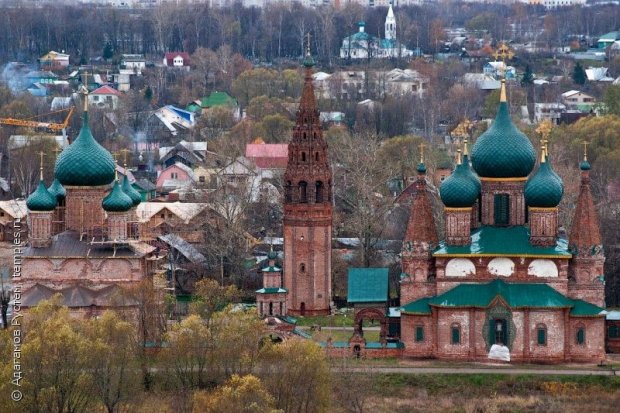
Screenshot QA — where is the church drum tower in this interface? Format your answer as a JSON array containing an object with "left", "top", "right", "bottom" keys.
[{"left": 283, "top": 47, "right": 333, "bottom": 316}]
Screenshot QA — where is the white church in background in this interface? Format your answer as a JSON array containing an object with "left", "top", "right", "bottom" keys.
[{"left": 340, "top": 5, "right": 417, "bottom": 60}]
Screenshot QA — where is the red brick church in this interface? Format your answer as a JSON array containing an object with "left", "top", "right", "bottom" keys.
[
  {"left": 258, "top": 51, "right": 606, "bottom": 363},
  {"left": 399, "top": 82, "right": 606, "bottom": 362},
  {"left": 21, "top": 97, "right": 157, "bottom": 316}
]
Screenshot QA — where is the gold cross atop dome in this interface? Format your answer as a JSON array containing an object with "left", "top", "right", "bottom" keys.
[
  {"left": 121, "top": 148, "right": 131, "bottom": 167},
  {"left": 493, "top": 43, "right": 515, "bottom": 67},
  {"left": 536, "top": 119, "right": 553, "bottom": 140},
  {"left": 305, "top": 32, "right": 312, "bottom": 56},
  {"left": 80, "top": 71, "right": 90, "bottom": 112},
  {"left": 39, "top": 151, "right": 45, "bottom": 180},
  {"left": 418, "top": 142, "right": 426, "bottom": 163},
  {"left": 582, "top": 141, "right": 589, "bottom": 161}
]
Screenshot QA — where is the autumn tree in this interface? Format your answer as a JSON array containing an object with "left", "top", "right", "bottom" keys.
[
  {"left": 21, "top": 296, "right": 95, "bottom": 413},
  {"left": 192, "top": 375, "right": 275, "bottom": 413},
  {"left": 83, "top": 311, "right": 140, "bottom": 413},
  {"left": 258, "top": 339, "right": 330, "bottom": 413},
  {"left": 163, "top": 314, "right": 214, "bottom": 389},
  {"left": 189, "top": 278, "right": 241, "bottom": 325}
]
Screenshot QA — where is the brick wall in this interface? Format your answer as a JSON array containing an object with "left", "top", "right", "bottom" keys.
[
  {"left": 444, "top": 208, "right": 471, "bottom": 245},
  {"left": 529, "top": 207, "right": 558, "bottom": 246},
  {"left": 480, "top": 180, "right": 526, "bottom": 226},
  {"left": 28, "top": 211, "right": 52, "bottom": 248},
  {"left": 65, "top": 186, "right": 107, "bottom": 234}
]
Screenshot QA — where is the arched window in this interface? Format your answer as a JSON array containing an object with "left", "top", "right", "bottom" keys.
[
  {"left": 299, "top": 263, "right": 306, "bottom": 273},
  {"left": 299, "top": 181, "right": 307, "bottom": 203},
  {"left": 494, "top": 193, "right": 510, "bottom": 226},
  {"left": 576, "top": 326, "right": 585, "bottom": 345},
  {"left": 315, "top": 181, "right": 324, "bottom": 203},
  {"left": 536, "top": 324, "right": 547, "bottom": 346},
  {"left": 285, "top": 181, "right": 292, "bottom": 202},
  {"left": 303, "top": 132, "right": 307, "bottom": 140},
  {"left": 315, "top": 152, "right": 319, "bottom": 162},
  {"left": 415, "top": 325, "right": 425, "bottom": 342},
  {"left": 301, "top": 152, "right": 306, "bottom": 162},
  {"left": 451, "top": 323, "right": 461, "bottom": 344}
]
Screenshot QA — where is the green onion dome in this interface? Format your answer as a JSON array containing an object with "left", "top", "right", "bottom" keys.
[
  {"left": 462, "top": 154, "right": 481, "bottom": 192},
  {"left": 417, "top": 162, "right": 426, "bottom": 174},
  {"left": 267, "top": 250, "right": 278, "bottom": 260},
  {"left": 102, "top": 181, "right": 133, "bottom": 212},
  {"left": 580, "top": 159, "right": 591, "bottom": 171},
  {"left": 121, "top": 174, "right": 141, "bottom": 206},
  {"left": 471, "top": 102, "right": 536, "bottom": 178},
  {"left": 47, "top": 178, "right": 66, "bottom": 202},
  {"left": 525, "top": 156, "right": 564, "bottom": 208},
  {"left": 440, "top": 159, "right": 481, "bottom": 208},
  {"left": 55, "top": 112, "right": 115, "bottom": 186},
  {"left": 27, "top": 180, "right": 57, "bottom": 211}
]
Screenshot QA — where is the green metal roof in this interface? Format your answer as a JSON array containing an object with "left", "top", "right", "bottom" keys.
[
  {"left": 433, "top": 226, "right": 572, "bottom": 258},
  {"left": 439, "top": 156, "right": 480, "bottom": 208},
  {"left": 102, "top": 180, "right": 133, "bottom": 212},
  {"left": 525, "top": 159, "right": 564, "bottom": 208},
  {"left": 199, "top": 91, "right": 237, "bottom": 108},
  {"left": 256, "top": 287, "right": 287, "bottom": 294},
  {"left": 401, "top": 279, "right": 603, "bottom": 316},
  {"left": 122, "top": 174, "right": 141, "bottom": 206},
  {"left": 471, "top": 101, "right": 536, "bottom": 178},
  {"left": 27, "top": 180, "right": 57, "bottom": 211},
  {"left": 47, "top": 178, "right": 66, "bottom": 201},
  {"left": 347, "top": 267, "right": 389, "bottom": 303},
  {"left": 55, "top": 112, "right": 115, "bottom": 186},
  {"left": 570, "top": 299, "right": 605, "bottom": 317}
]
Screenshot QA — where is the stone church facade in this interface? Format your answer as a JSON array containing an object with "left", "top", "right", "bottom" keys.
[
  {"left": 21, "top": 100, "right": 157, "bottom": 316},
  {"left": 399, "top": 82, "right": 606, "bottom": 363}
]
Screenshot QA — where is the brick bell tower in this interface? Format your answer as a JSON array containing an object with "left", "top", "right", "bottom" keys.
[{"left": 283, "top": 44, "right": 333, "bottom": 316}]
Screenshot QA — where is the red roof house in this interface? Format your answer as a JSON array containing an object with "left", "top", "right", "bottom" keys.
[
  {"left": 164, "top": 52, "right": 191, "bottom": 68},
  {"left": 245, "top": 142, "right": 288, "bottom": 169}
]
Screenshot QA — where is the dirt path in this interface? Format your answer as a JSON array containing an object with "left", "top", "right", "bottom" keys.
[{"left": 336, "top": 366, "right": 617, "bottom": 376}]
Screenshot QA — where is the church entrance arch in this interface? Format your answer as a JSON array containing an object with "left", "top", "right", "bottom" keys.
[
  {"left": 300, "top": 302, "right": 306, "bottom": 316},
  {"left": 353, "top": 307, "right": 387, "bottom": 341}
]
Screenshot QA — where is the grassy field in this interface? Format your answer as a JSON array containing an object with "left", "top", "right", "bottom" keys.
[{"left": 331, "top": 373, "right": 620, "bottom": 413}]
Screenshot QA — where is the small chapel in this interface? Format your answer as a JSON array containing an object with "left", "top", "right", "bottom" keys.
[
  {"left": 21, "top": 91, "right": 158, "bottom": 316},
  {"left": 399, "top": 81, "right": 606, "bottom": 362},
  {"left": 339, "top": 5, "right": 417, "bottom": 60}
]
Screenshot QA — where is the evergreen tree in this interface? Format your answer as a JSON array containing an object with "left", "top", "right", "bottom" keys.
[
  {"left": 103, "top": 43, "right": 113, "bottom": 60},
  {"left": 573, "top": 62, "right": 587, "bottom": 85},
  {"left": 521, "top": 64, "right": 534, "bottom": 86},
  {"left": 144, "top": 86, "right": 153, "bottom": 102}
]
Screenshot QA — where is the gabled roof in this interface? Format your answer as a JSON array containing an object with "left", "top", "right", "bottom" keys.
[
  {"left": 133, "top": 178, "right": 157, "bottom": 192},
  {"left": 158, "top": 233, "right": 206, "bottom": 264},
  {"left": 0, "top": 200, "right": 27, "bottom": 219},
  {"left": 136, "top": 202, "right": 209, "bottom": 223},
  {"left": 164, "top": 51, "right": 190, "bottom": 66},
  {"left": 245, "top": 143, "right": 288, "bottom": 169},
  {"left": 91, "top": 85, "right": 122, "bottom": 96},
  {"left": 347, "top": 267, "right": 389, "bottom": 303},
  {"left": 401, "top": 279, "right": 604, "bottom": 317}
]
